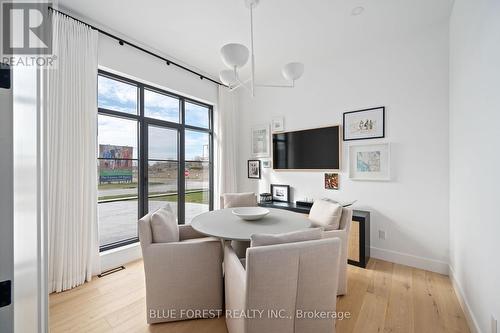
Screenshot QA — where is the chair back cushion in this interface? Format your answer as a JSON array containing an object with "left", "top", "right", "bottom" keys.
[
  {"left": 244, "top": 238, "right": 341, "bottom": 332},
  {"left": 221, "top": 192, "right": 257, "bottom": 208},
  {"left": 250, "top": 228, "right": 322, "bottom": 247},
  {"left": 308, "top": 199, "right": 343, "bottom": 229},
  {"left": 150, "top": 205, "right": 179, "bottom": 243}
]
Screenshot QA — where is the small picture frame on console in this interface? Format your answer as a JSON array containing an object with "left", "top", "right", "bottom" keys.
[{"left": 270, "top": 184, "right": 290, "bottom": 202}]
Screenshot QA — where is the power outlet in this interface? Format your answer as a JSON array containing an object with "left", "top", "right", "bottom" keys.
[
  {"left": 492, "top": 315, "right": 497, "bottom": 333},
  {"left": 378, "top": 230, "right": 386, "bottom": 240}
]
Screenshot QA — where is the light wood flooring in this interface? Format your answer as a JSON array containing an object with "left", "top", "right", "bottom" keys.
[{"left": 49, "top": 259, "right": 470, "bottom": 333}]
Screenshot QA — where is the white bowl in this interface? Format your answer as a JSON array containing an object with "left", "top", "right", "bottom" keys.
[{"left": 232, "top": 207, "right": 270, "bottom": 221}]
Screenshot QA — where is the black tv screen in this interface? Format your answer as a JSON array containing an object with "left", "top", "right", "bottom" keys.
[{"left": 273, "top": 125, "right": 340, "bottom": 170}]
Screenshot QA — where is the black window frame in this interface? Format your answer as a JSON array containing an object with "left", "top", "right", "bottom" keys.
[{"left": 98, "top": 70, "right": 214, "bottom": 252}]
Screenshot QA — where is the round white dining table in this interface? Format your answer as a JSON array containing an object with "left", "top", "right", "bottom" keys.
[{"left": 190, "top": 208, "right": 311, "bottom": 241}]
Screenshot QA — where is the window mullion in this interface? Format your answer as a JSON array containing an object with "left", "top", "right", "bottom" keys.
[
  {"left": 139, "top": 85, "right": 147, "bottom": 220},
  {"left": 178, "top": 99, "right": 186, "bottom": 224}
]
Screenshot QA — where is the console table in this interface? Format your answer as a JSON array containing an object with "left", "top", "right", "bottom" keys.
[{"left": 259, "top": 201, "right": 370, "bottom": 268}]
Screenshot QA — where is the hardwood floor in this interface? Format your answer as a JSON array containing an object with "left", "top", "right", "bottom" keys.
[{"left": 49, "top": 259, "right": 470, "bottom": 333}]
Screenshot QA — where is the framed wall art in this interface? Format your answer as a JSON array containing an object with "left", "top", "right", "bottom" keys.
[
  {"left": 251, "top": 124, "right": 270, "bottom": 157},
  {"left": 247, "top": 160, "right": 261, "bottom": 179},
  {"left": 343, "top": 106, "right": 385, "bottom": 141},
  {"left": 272, "top": 117, "right": 284, "bottom": 132},
  {"left": 324, "top": 173, "right": 339, "bottom": 190},
  {"left": 349, "top": 143, "right": 390, "bottom": 181}
]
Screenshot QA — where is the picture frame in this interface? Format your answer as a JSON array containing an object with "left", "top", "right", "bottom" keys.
[
  {"left": 271, "top": 117, "right": 285, "bottom": 132},
  {"left": 247, "top": 160, "right": 261, "bottom": 179},
  {"left": 324, "top": 173, "right": 339, "bottom": 190},
  {"left": 262, "top": 160, "right": 271, "bottom": 168},
  {"left": 343, "top": 106, "right": 385, "bottom": 141},
  {"left": 349, "top": 143, "right": 390, "bottom": 181},
  {"left": 251, "top": 124, "right": 271, "bottom": 157},
  {"left": 270, "top": 184, "right": 290, "bottom": 202}
]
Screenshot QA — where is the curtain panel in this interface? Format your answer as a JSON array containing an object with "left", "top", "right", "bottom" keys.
[
  {"left": 215, "top": 87, "right": 238, "bottom": 207},
  {"left": 46, "top": 12, "right": 99, "bottom": 293}
]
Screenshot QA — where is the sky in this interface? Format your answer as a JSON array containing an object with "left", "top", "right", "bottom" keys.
[{"left": 97, "top": 76, "right": 209, "bottom": 161}]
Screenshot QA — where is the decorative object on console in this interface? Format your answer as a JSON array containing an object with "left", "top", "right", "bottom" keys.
[
  {"left": 251, "top": 124, "right": 270, "bottom": 157},
  {"left": 343, "top": 106, "right": 385, "bottom": 141},
  {"left": 271, "top": 117, "right": 284, "bottom": 132},
  {"left": 295, "top": 200, "right": 314, "bottom": 208},
  {"left": 270, "top": 184, "right": 290, "bottom": 202},
  {"left": 262, "top": 159, "right": 271, "bottom": 168},
  {"left": 324, "top": 173, "right": 339, "bottom": 190},
  {"left": 349, "top": 143, "right": 390, "bottom": 181},
  {"left": 247, "top": 160, "right": 261, "bottom": 179},
  {"left": 259, "top": 193, "right": 273, "bottom": 203}
]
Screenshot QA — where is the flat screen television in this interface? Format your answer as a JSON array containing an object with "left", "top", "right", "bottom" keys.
[{"left": 273, "top": 125, "right": 340, "bottom": 170}]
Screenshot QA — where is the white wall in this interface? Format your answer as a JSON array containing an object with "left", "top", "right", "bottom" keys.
[
  {"left": 236, "top": 21, "right": 450, "bottom": 273},
  {"left": 449, "top": 1, "right": 500, "bottom": 332}
]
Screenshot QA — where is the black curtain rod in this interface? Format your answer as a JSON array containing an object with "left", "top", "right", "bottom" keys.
[{"left": 48, "top": 7, "right": 224, "bottom": 87}]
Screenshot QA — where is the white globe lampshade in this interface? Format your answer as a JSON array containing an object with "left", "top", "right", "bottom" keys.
[
  {"left": 221, "top": 43, "right": 249, "bottom": 69},
  {"left": 282, "top": 62, "right": 304, "bottom": 81},
  {"left": 219, "top": 69, "right": 237, "bottom": 86}
]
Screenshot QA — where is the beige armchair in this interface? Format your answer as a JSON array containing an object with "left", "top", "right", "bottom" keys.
[
  {"left": 138, "top": 212, "right": 223, "bottom": 324},
  {"left": 224, "top": 236, "right": 342, "bottom": 333},
  {"left": 320, "top": 207, "right": 353, "bottom": 296},
  {"left": 220, "top": 192, "right": 257, "bottom": 257}
]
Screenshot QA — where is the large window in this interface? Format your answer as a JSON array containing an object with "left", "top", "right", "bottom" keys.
[{"left": 97, "top": 71, "right": 213, "bottom": 251}]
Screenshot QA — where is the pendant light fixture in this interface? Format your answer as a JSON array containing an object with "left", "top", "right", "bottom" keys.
[{"left": 219, "top": 0, "right": 304, "bottom": 96}]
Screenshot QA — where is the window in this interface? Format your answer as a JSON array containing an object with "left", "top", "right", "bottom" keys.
[
  {"left": 185, "top": 101, "right": 209, "bottom": 128},
  {"left": 185, "top": 130, "right": 210, "bottom": 223},
  {"left": 144, "top": 89, "right": 180, "bottom": 123},
  {"left": 98, "top": 75, "right": 138, "bottom": 115},
  {"left": 97, "top": 115, "right": 139, "bottom": 248},
  {"left": 97, "top": 71, "right": 213, "bottom": 251}
]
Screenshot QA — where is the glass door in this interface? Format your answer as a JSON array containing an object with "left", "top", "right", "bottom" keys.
[{"left": 146, "top": 124, "right": 179, "bottom": 217}]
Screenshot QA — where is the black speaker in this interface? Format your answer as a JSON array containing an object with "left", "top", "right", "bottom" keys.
[{"left": 0, "top": 63, "right": 11, "bottom": 89}]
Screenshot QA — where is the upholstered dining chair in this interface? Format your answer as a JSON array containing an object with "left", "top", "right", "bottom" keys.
[
  {"left": 224, "top": 229, "right": 342, "bottom": 333},
  {"left": 220, "top": 192, "right": 258, "bottom": 209},
  {"left": 308, "top": 199, "right": 353, "bottom": 296},
  {"left": 220, "top": 192, "right": 257, "bottom": 257},
  {"left": 138, "top": 205, "right": 223, "bottom": 324}
]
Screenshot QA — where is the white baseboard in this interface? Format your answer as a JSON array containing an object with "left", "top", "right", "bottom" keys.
[
  {"left": 448, "top": 265, "right": 482, "bottom": 333},
  {"left": 100, "top": 242, "right": 142, "bottom": 272},
  {"left": 370, "top": 246, "right": 449, "bottom": 275}
]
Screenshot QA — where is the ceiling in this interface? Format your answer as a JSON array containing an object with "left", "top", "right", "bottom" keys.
[{"left": 58, "top": 0, "right": 453, "bottom": 82}]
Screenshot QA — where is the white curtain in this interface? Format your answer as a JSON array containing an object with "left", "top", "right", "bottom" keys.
[
  {"left": 46, "top": 12, "right": 99, "bottom": 292},
  {"left": 215, "top": 86, "right": 238, "bottom": 207}
]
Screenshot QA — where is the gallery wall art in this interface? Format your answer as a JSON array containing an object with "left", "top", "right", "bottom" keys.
[
  {"left": 349, "top": 143, "right": 390, "bottom": 181},
  {"left": 251, "top": 124, "right": 270, "bottom": 157},
  {"left": 343, "top": 106, "right": 385, "bottom": 141},
  {"left": 324, "top": 173, "right": 339, "bottom": 190},
  {"left": 247, "top": 160, "right": 261, "bottom": 179},
  {"left": 272, "top": 117, "right": 284, "bottom": 132}
]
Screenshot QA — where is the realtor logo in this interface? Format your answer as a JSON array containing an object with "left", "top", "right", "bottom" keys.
[{"left": 2, "top": 2, "right": 52, "bottom": 55}]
